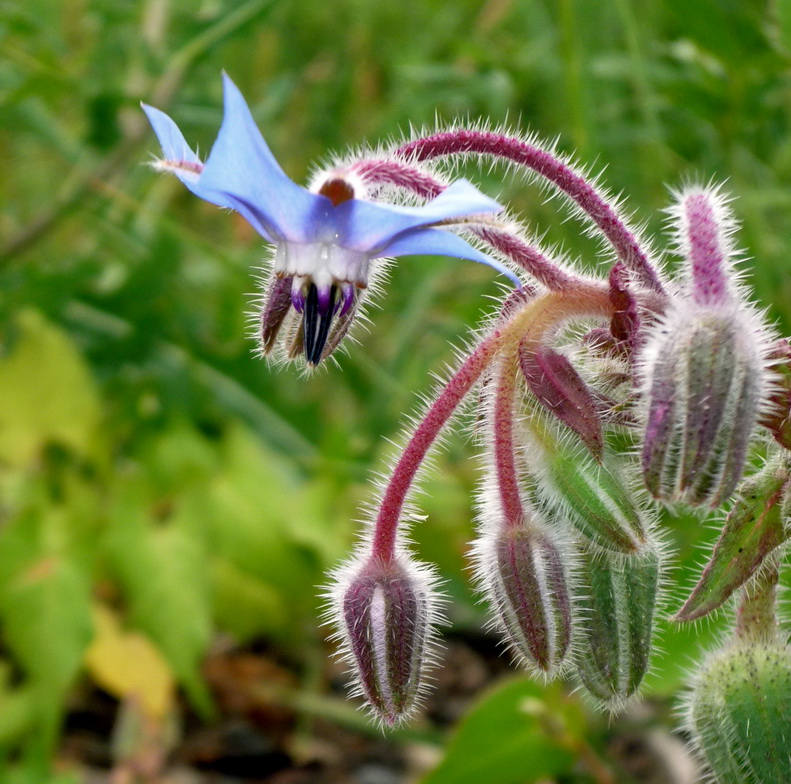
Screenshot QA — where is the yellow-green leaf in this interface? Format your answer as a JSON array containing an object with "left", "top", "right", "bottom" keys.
[{"left": 0, "top": 310, "right": 101, "bottom": 466}]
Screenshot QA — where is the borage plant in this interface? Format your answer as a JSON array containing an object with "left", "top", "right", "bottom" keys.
[{"left": 145, "top": 75, "right": 791, "bottom": 783}]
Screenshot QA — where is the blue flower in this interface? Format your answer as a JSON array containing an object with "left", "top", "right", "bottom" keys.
[{"left": 142, "top": 74, "right": 517, "bottom": 365}]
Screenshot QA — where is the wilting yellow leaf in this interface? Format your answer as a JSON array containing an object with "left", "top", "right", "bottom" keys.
[{"left": 84, "top": 605, "right": 175, "bottom": 719}]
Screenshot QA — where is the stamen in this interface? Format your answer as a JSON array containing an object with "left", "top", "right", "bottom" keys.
[{"left": 303, "top": 283, "right": 339, "bottom": 366}]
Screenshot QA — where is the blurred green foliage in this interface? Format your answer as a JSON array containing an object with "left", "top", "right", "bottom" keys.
[{"left": 2, "top": 0, "right": 791, "bottom": 780}]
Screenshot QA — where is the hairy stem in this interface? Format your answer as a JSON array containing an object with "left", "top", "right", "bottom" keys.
[
  {"left": 371, "top": 285, "right": 611, "bottom": 562},
  {"left": 349, "top": 159, "right": 580, "bottom": 291},
  {"left": 395, "top": 130, "right": 665, "bottom": 295},
  {"left": 492, "top": 353, "right": 524, "bottom": 528}
]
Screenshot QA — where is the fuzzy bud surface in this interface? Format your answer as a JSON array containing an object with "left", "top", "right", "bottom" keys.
[{"left": 332, "top": 555, "right": 437, "bottom": 726}]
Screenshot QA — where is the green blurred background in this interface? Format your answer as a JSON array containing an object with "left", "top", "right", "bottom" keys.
[{"left": 2, "top": 0, "right": 791, "bottom": 781}]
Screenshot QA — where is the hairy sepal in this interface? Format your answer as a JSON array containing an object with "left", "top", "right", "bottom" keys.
[
  {"left": 685, "top": 641, "right": 791, "bottom": 784},
  {"left": 473, "top": 513, "right": 575, "bottom": 677},
  {"left": 520, "top": 405, "right": 651, "bottom": 553},
  {"left": 519, "top": 342, "right": 604, "bottom": 458},
  {"left": 675, "top": 454, "right": 791, "bottom": 622},
  {"left": 575, "top": 544, "right": 660, "bottom": 708},
  {"left": 326, "top": 552, "right": 441, "bottom": 726},
  {"left": 640, "top": 305, "right": 765, "bottom": 507}
]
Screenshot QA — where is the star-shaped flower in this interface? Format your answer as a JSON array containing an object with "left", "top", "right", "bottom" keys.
[{"left": 142, "top": 74, "right": 517, "bottom": 365}]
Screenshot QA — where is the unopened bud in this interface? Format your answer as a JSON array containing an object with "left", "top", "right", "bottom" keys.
[
  {"left": 519, "top": 343, "right": 604, "bottom": 458},
  {"left": 329, "top": 554, "right": 439, "bottom": 726},
  {"left": 474, "top": 515, "right": 574, "bottom": 677},
  {"left": 641, "top": 306, "right": 764, "bottom": 507},
  {"left": 521, "top": 406, "right": 651, "bottom": 553},
  {"left": 761, "top": 338, "right": 791, "bottom": 451},
  {"left": 575, "top": 545, "right": 660, "bottom": 707},
  {"left": 686, "top": 641, "right": 791, "bottom": 784}
]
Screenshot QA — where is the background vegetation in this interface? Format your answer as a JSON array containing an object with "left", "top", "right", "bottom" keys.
[{"left": 1, "top": 0, "right": 791, "bottom": 781}]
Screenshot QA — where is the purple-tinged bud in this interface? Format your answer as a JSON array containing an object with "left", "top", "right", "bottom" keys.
[
  {"left": 519, "top": 343, "right": 604, "bottom": 459},
  {"left": 326, "top": 554, "right": 440, "bottom": 726},
  {"left": 675, "top": 452, "right": 791, "bottom": 622},
  {"left": 575, "top": 544, "right": 661, "bottom": 708},
  {"left": 761, "top": 338, "right": 791, "bottom": 451},
  {"left": 608, "top": 262, "right": 640, "bottom": 350},
  {"left": 473, "top": 512, "right": 574, "bottom": 677},
  {"left": 640, "top": 305, "right": 766, "bottom": 507}
]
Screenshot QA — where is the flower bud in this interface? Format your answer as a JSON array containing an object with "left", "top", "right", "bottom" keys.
[
  {"left": 761, "top": 338, "right": 791, "bottom": 451},
  {"left": 641, "top": 306, "right": 764, "bottom": 507},
  {"left": 686, "top": 642, "right": 791, "bottom": 784},
  {"left": 519, "top": 343, "right": 604, "bottom": 458},
  {"left": 575, "top": 545, "right": 660, "bottom": 707},
  {"left": 328, "top": 554, "right": 439, "bottom": 726},
  {"left": 474, "top": 515, "right": 574, "bottom": 677},
  {"left": 520, "top": 406, "right": 652, "bottom": 553}
]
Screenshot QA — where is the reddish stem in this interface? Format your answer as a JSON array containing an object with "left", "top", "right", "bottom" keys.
[
  {"left": 395, "top": 130, "right": 665, "bottom": 295},
  {"left": 371, "top": 287, "right": 611, "bottom": 562},
  {"left": 350, "top": 158, "right": 579, "bottom": 291},
  {"left": 492, "top": 356, "right": 524, "bottom": 528},
  {"left": 371, "top": 329, "right": 502, "bottom": 560}
]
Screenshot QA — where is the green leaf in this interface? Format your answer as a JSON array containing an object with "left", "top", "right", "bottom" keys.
[
  {"left": 0, "top": 554, "right": 93, "bottom": 753},
  {"left": 106, "top": 519, "right": 213, "bottom": 715},
  {"left": 420, "top": 678, "right": 577, "bottom": 784},
  {"left": 0, "top": 555, "right": 93, "bottom": 694},
  {"left": 0, "top": 309, "right": 101, "bottom": 466},
  {"left": 211, "top": 557, "right": 288, "bottom": 642}
]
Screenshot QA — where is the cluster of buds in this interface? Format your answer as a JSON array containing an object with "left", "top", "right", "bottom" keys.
[{"left": 145, "top": 77, "right": 791, "bottom": 779}]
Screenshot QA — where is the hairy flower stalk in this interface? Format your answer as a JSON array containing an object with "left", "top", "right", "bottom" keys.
[
  {"left": 349, "top": 156, "right": 584, "bottom": 291},
  {"left": 394, "top": 130, "right": 666, "bottom": 295},
  {"left": 371, "top": 286, "right": 611, "bottom": 563}
]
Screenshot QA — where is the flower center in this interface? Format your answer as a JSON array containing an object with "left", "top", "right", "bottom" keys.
[{"left": 318, "top": 177, "right": 356, "bottom": 205}]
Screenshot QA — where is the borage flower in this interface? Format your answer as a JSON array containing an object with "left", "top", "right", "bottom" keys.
[{"left": 142, "top": 74, "right": 518, "bottom": 365}]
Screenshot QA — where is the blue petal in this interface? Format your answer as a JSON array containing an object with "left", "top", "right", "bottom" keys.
[
  {"left": 378, "top": 227, "right": 521, "bottom": 286},
  {"left": 142, "top": 102, "right": 240, "bottom": 213},
  {"left": 332, "top": 179, "right": 504, "bottom": 252},
  {"left": 197, "top": 73, "right": 324, "bottom": 243}
]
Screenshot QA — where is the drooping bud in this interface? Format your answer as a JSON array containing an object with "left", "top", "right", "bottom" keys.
[
  {"left": 519, "top": 403, "right": 652, "bottom": 553},
  {"left": 575, "top": 544, "right": 660, "bottom": 707},
  {"left": 675, "top": 452, "right": 791, "bottom": 622},
  {"left": 327, "top": 554, "right": 440, "bottom": 726},
  {"left": 761, "top": 338, "right": 791, "bottom": 451},
  {"left": 640, "top": 306, "right": 765, "bottom": 507},
  {"left": 519, "top": 342, "right": 604, "bottom": 458},
  {"left": 473, "top": 513, "right": 574, "bottom": 677}
]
